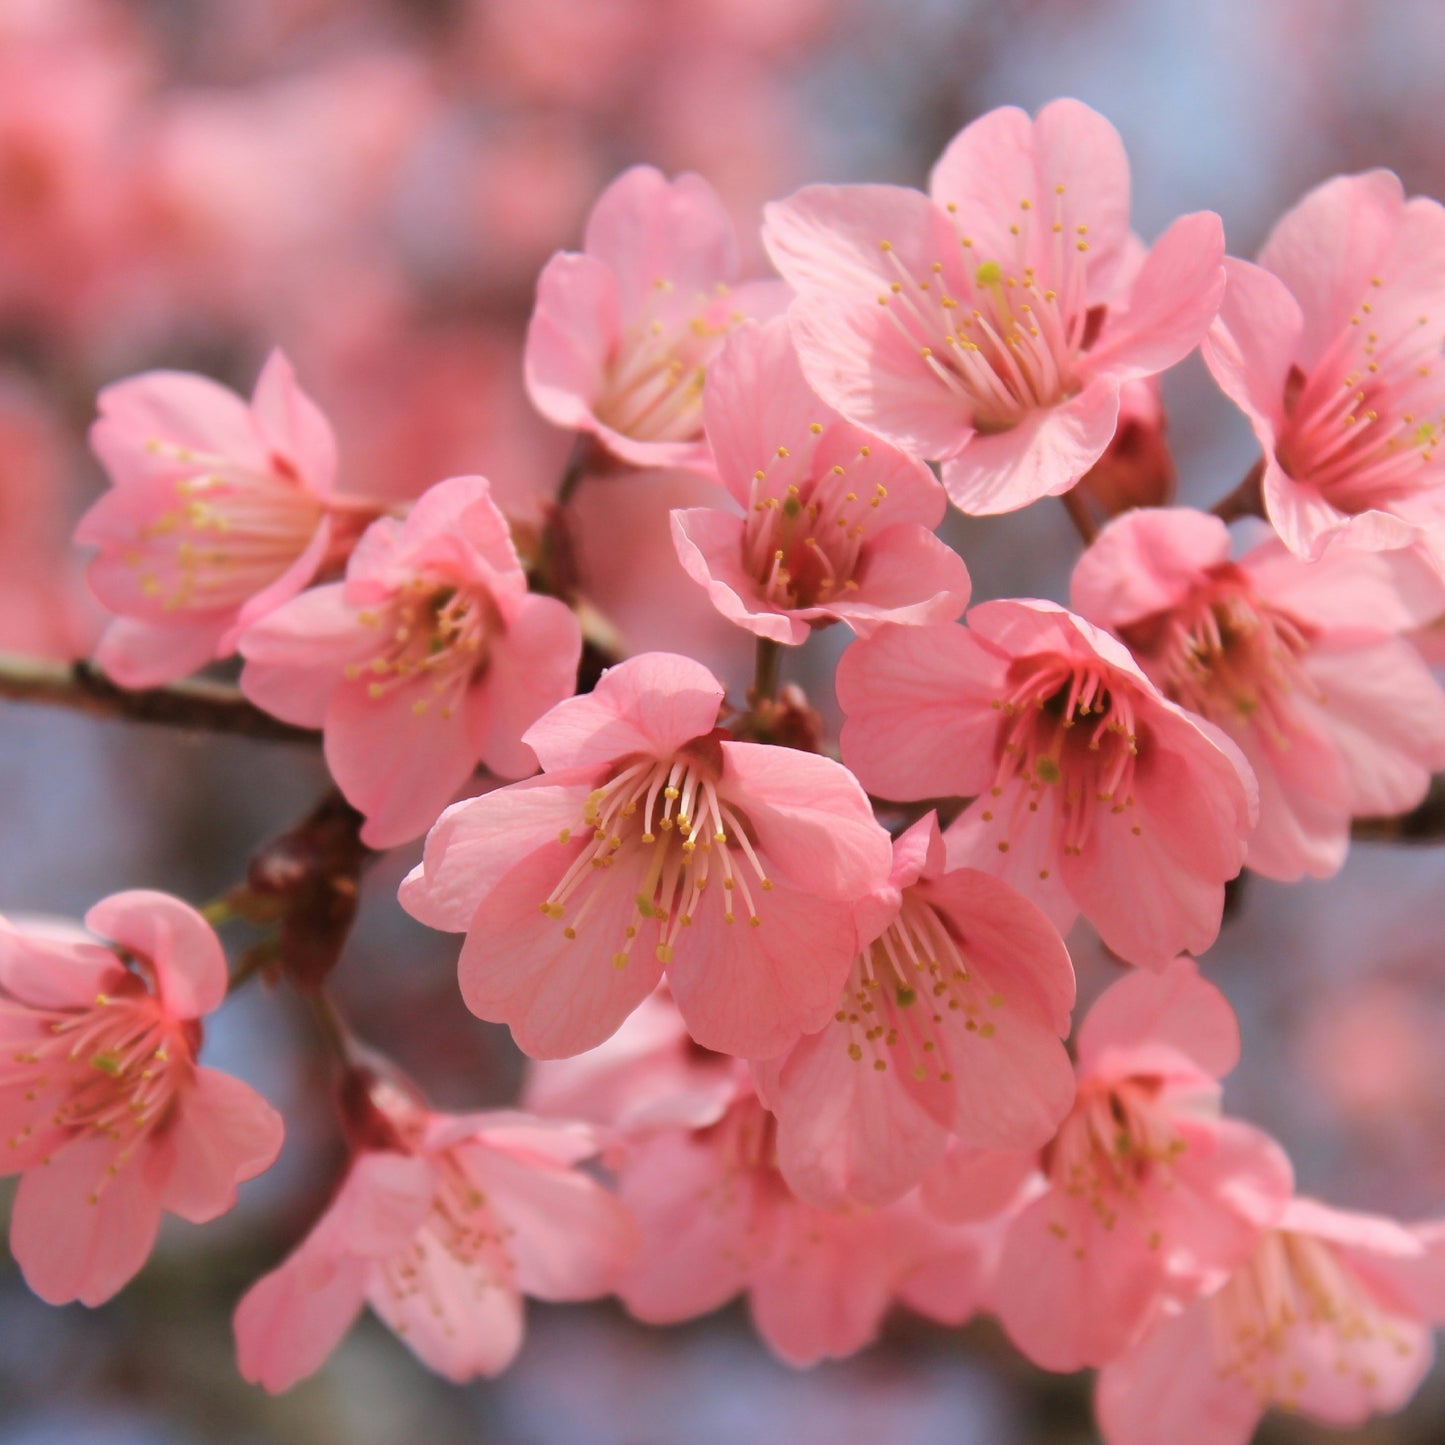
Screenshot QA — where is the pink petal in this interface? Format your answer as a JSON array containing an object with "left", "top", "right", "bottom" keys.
[
  {"left": 919, "top": 1142, "right": 1038, "bottom": 1223},
  {"left": 91, "top": 613, "right": 232, "bottom": 689},
  {"left": 250, "top": 348, "right": 337, "bottom": 495},
  {"left": 85, "top": 890, "right": 226, "bottom": 1019},
  {"left": 832, "top": 524, "right": 972, "bottom": 634},
  {"left": 524, "top": 251, "right": 620, "bottom": 432},
  {"left": 156, "top": 1066, "right": 284, "bottom": 1223},
  {"left": 0, "top": 922, "right": 125, "bottom": 1008},
  {"left": 221, "top": 513, "right": 334, "bottom": 649},
  {"left": 11, "top": 1135, "right": 162, "bottom": 1305},
  {"left": 938, "top": 381, "right": 1121, "bottom": 514},
  {"left": 1200, "top": 257, "right": 1300, "bottom": 433}
]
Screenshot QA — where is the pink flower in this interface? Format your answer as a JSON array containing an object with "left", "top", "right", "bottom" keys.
[
  {"left": 762, "top": 98, "right": 1225, "bottom": 514},
  {"left": 1074, "top": 375, "right": 1176, "bottom": 518},
  {"left": 1071, "top": 507, "right": 1445, "bottom": 879},
  {"left": 836, "top": 602, "right": 1258, "bottom": 964},
  {"left": 751, "top": 812, "right": 1075, "bottom": 1208},
  {"left": 76, "top": 349, "right": 378, "bottom": 687},
  {"left": 0, "top": 892, "right": 284, "bottom": 1306},
  {"left": 614, "top": 1073, "right": 987, "bottom": 1366},
  {"left": 670, "top": 317, "right": 972, "bottom": 644},
  {"left": 524, "top": 165, "right": 785, "bottom": 471},
  {"left": 400, "top": 651, "right": 893, "bottom": 1060},
  {"left": 234, "top": 1083, "right": 636, "bottom": 1390},
  {"left": 1096, "top": 1197, "right": 1445, "bottom": 1445},
  {"left": 1204, "top": 171, "right": 1445, "bottom": 571},
  {"left": 239, "top": 475, "right": 582, "bottom": 848},
  {"left": 991, "top": 957, "right": 1293, "bottom": 1371}
]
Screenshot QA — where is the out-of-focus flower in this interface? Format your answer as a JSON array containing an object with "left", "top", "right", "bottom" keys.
[
  {"left": 400, "top": 651, "right": 892, "bottom": 1060},
  {"left": 1071, "top": 506, "right": 1445, "bottom": 879},
  {"left": 234, "top": 1071, "right": 635, "bottom": 1390},
  {"left": 763, "top": 99, "right": 1225, "bottom": 515},
  {"left": 1204, "top": 171, "right": 1445, "bottom": 573},
  {"left": 671, "top": 317, "right": 971, "bottom": 644},
  {"left": 76, "top": 349, "right": 379, "bottom": 687},
  {"left": 524, "top": 165, "right": 785, "bottom": 472},
  {"left": 1096, "top": 1197, "right": 1445, "bottom": 1445},
  {"left": 240, "top": 475, "right": 581, "bottom": 849},
  {"left": 752, "top": 812, "right": 1075, "bottom": 1209},
  {"left": 991, "top": 958, "right": 1293, "bottom": 1371},
  {"left": 0, "top": 891, "right": 284, "bottom": 1306},
  {"left": 837, "top": 602, "right": 1257, "bottom": 964}
]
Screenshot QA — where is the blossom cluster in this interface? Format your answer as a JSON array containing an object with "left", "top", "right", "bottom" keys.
[{"left": 6, "top": 95, "right": 1445, "bottom": 1444}]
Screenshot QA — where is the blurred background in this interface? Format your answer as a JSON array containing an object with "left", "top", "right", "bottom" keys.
[{"left": 3, "top": 0, "right": 1445, "bottom": 1440}]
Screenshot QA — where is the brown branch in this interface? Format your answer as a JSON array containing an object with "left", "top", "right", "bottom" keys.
[
  {"left": 1353, "top": 775, "right": 1445, "bottom": 844},
  {"left": 1211, "top": 459, "right": 1266, "bottom": 524},
  {"left": 0, "top": 652, "right": 318, "bottom": 744}
]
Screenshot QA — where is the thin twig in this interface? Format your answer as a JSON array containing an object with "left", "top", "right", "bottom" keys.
[
  {"left": 751, "top": 637, "right": 783, "bottom": 708},
  {"left": 1060, "top": 488, "right": 1099, "bottom": 545}
]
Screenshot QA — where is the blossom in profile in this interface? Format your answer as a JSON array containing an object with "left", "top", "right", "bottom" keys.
[
  {"left": 76, "top": 350, "right": 379, "bottom": 687},
  {"left": 1096, "top": 1197, "right": 1445, "bottom": 1445},
  {"left": 234, "top": 1072, "right": 635, "bottom": 1390},
  {"left": 752, "top": 812, "right": 1075, "bottom": 1209},
  {"left": 763, "top": 98, "right": 1225, "bottom": 515},
  {"left": 1204, "top": 171, "right": 1445, "bottom": 571},
  {"left": 240, "top": 475, "right": 581, "bottom": 848},
  {"left": 0, "top": 892, "right": 284, "bottom": 1306},
  {"left": 837, "top": 601, "right": 1257, "bottom": 965},
  {"left": 1071, "top": 506, "right": 1445, "bottom": 879},
  {"left": 991, "top": 958, "right": 1294, "bottom": 1371},
  {"left": 670, "top": 317, "right": 972, "bottom": 644},
  {"left": 524, "top": 165, "right": 785, "bottom": 472},
  {"left": 400, "top": 651, "right": 893, "bottom": 1060}
]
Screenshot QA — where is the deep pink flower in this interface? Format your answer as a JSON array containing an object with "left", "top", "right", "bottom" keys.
[
  {"left": 234, "top": 1091, "right": 635, "bottom": 1390},
  {"left": 670, "top": 317, "right": 972, "bottom": 643},
  {"left": 1071, "top": 507, "right": 1445, "bottom": 879},
  {"left": 0, "top": 892, "right": 283, "bottom": 1306},
  {"left": 762, "top": 99, "right": 1225, "bottom": 514},
  {"left": 1204, "top": 172, "right": 1445, "bottom": 571},
  {"left": 837, "top": 601, "right": 1257, "bottom": 964},
  {"left": 76, "top": 349, "right": 379, "bottom": 687},
  {"left": 524, "top": 165, "right": 784, "bottom": 471},
  {"left": 751, "top": 812, "right": 1075, "bottom": 1208},
  {"left": 991, "top": 957, "right": 1293, "bottom": 1371},
  {"left": 1096, "top": 1197, "right": 1445, "bottom": 1445},
  {"left": 239, "top": 475, "right": 582, "bottom": 848},
  {"left": 400, "top": 652, "right": 893, "bottom": 1059},
  {"left": 615, "top": 1074, "right": 987, "bottom": 1366}
]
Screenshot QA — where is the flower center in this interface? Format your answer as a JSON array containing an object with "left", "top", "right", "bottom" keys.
[
  {"left": 595, "top": 278, "right": 745, "bottom": 443},
  {"left": 1275, "top": 275, "right": 1445, "bottom": 512},
  {"left": 977, "top": 654, "right": 1141, "bottom": 869},
  {"left": 540, "top": 749, "right": 772, "bottom": 969},
  {"left": 873, "top": 187, "right": 1094, "bottom": 432},
  {"left": 346, "top": 579, "right": 497, "bottom": 720},
  {"left": 1210, "top": 1230, "right": 1419, "bottom": 1408}
]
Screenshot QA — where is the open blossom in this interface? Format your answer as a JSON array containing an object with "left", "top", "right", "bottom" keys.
[
  {"left": 239, "top": 475, "right": 581, "bottom": 848},
  {"left": 762, "top": 98, "right": 1225, "bottom": 515},
  {"left": 837, "top": 602, "right": 1257, "bottom": 965},
  {"left": 670, "top": 317, "right": 972, "bottom": 644},
  {"left": 401, "top": 651, "right": 892, "bottom": 1060},
  {"left": 1071, "top": 507, "right": 1445, "bottom": 880},
  {"left": 1096, "top": 1198, "right": 1445, "bottom": 1445},
  {"left": 991, "top": 957, "right": 1293, "bottom": 1372},
  {"left": 751, "top": 812, "right": 1075, "bottom": 1209},
  {"left": 75, "top": 349, "right": 380, "bottom": 687},
  {"left": 1204, "top": 171, "right": 1445, "bottom": 571},
  {"left": 0, "top": 892, "right": 283, "bottom": 1306},
  {"left": 614, "top": 1068, "right": 988, "bottom": 1366},
  {"left": 234, "top": 1072, "right": 636, "bottom": 1390},
  {"left": 524, "top": 165, "right": 785, "bottom": 471}
]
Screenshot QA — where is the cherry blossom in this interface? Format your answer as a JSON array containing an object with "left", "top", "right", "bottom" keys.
[
  {"left": 239, "top": 475, "right": 581, "bottom": 848},
  {"left": 670, "top": 317, "right": 972, "bottom": 643},
  {"left": 400, "top": 651, "right": 892, "bottom": 1059},
  {"left": 1071, "top": 506, "right": 1445, "bottom": 879},
  {"left": 837, "top": 601, "right": 1257, "bottom": 964},
  {"left": 0, "top": 892, "right": 283, "bottom": 1306},
  {"left": 763, "top": 98, "right": 1224, "bottom": 514}
]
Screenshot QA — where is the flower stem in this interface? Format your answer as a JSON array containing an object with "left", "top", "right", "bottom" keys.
[
  {"left": 751, "top": 637, "right": 783, "bottom": 708},
  {"left": 1211, "top": 459, "right": 1266, "bottom": 523},
  {"left": 1060, "top": 488, "right": 1099, "bottom": 545}
]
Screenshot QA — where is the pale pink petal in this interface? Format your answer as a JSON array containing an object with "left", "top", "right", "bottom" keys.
[
  {"left": 522, "top": 651, "right": 725, "bottom": 773},
  {"left": 830, "top": 524, "right": 972, "bottom": 634},
  {"left": 0, "top": 923, "right": 125, "bottom": 1009},
  {"left": 84, "top": 890, "right": 226, "bottom": 1019},
  {"left": 92, "top": 613, "right": 232, "bottom": 689},
  {"left": 671, "top": 506, "right": 809, "bottom": 645},
  {"left": 938, "top": 381, "right": 1121, "bottom": 514},
  {"left": 1087, "top": 212, "right": 1226, "bottom": 379},
  {"left": 524, "top": 251, "right": 620, "bottom": 432},
  {"left": 317, "top": 1152, "right": 437, "bottom": 1257},
  {"left": 250, "top": 348, "right": 337, "bottom": 494},
  {"left": 1200, "top": 257, "right": 1300, "bottom": 433},
  {"left": 221, "top": 514, "right": 335, "bottom": 649},
  {"left": 157, "top": 1067, "right": 284, "bottom": 1223},
  {"left": 11, "top": 1136, "right": 162, "bottom": 1306},
  {"left": 919, "top": 1142, "right": 1038, "bottom": 1223}
]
